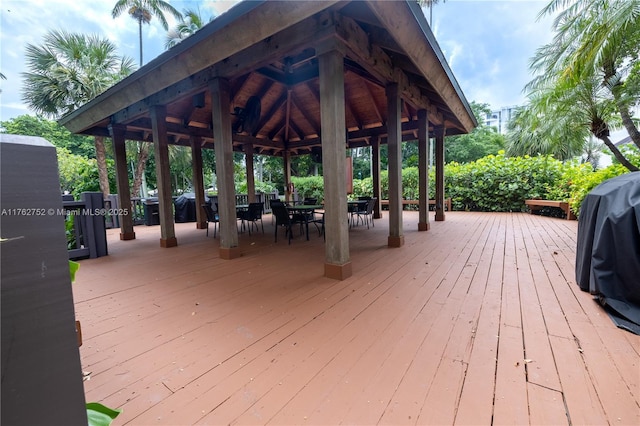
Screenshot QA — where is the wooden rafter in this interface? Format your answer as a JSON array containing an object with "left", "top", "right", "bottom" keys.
[
  {"left": 332, "top": 13, "right": 444, "bottom": 126},
  {"left": 363, "top": 80, "right": 384, "bottom": 125},
  {"left": 290, "top": 93, "right": 320, "bottom": 136}
]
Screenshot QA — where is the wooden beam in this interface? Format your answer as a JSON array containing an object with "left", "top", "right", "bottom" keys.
[
  {"left": 363, "top": 80, "right": 384, "bottom": 125},
  {"left": 331, "top": 14, "right": 444, "bottom": 126},
  {"left": 244, "top": 143, "right": 256, "bottom": 203},
  {"left": 434, "top": 126, "right": 446, "bottom": 221},
  {"left": 61, "top": 1, "right": 340, "bottom": 134},
  {"left": 418, "top": 109, "right": 430, "bottom": 231},
  {"left": 248, "top": 79, "right": 275, "bottom": 136},
  {"left": 285, "top": 90, "right": 292, "bottom": 142},
  {"left": 319, "top": 48, "right": 351, "bottom": 280},
  {"left": 210, "top": 78, "right": 240, "bottom": 258},
  {"left": 256, "top": 90, "right": 288, "bottom": 136},
  {"left": 365, "top": 1, "right": 476, "bottom": 133},
  {"left": 150, "top": 105, "right": 178, "bottom": 248},
  {"left": 372, "top": 135, "right": 382, "bottom": 219},
  {"left": 108, "top": 124, "right": 136, "bottom": 241},
  {"left": 386, "top": 83, "right": 404, "bottom": 247},
  {"left": 283, "top": 150, "right": 292, "bottom": 203},
  {"left": 190, "top": 136, "right": 207, "bottom": 230},
  {"left": 290, "top": 92, "right": 320, "bottom": 136}
]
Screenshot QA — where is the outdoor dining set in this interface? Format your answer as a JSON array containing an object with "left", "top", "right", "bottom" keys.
[{"left": 201, "top": 197, "right": 377, "bottom": 244}]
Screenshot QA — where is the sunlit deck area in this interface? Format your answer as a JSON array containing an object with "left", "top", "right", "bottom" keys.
[{"left": 73, "top": 211, "right": 640, "bottom": 425}]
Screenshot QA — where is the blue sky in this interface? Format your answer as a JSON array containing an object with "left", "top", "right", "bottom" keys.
[{"left": 0, "top": 0, "right": 557, "bottom": 122}]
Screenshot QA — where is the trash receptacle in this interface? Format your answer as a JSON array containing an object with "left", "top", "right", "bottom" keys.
[{"left": 144, "top": 199, "right": 160, "bottom": 226}]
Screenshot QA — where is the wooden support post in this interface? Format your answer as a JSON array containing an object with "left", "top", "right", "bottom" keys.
[
  {"left": 283, "top": 150, "right": 292, "bottom": 203},
  {"left": 386, "top": 83, "right": 404, "bottom": 247},
  {"left": 191, "top": 136, "right": 206, "bottom": 230},
  {"left": 150, "top": 105, "right": 177, "bottom": 247},
  {"left": 435, "top": 126, "right": 446, "bottom": 222},
  {"left": 109, "top": 125, "right": 136, "bottom": 241},
  {"left": 372, "top": 135, "right": 382, "bottom": 219},
  {"left": 418, "top": 109, "right": 430, "bottom": 231},
  {"left": 245, "top": 143, "right": 256, "bottom": 203},
  {"left": 319, "top": 48, "right": 352, "bottom": 280},
  {"left": 210, "top": 78, "right": 240, "bottom": 259}
]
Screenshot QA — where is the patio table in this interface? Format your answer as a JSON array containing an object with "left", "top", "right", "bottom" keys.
[{"left": 286, "top": 204, "right": 323, "bottom": 240}]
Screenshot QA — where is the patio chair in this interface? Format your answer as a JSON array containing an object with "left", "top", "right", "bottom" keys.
[
  {"left": 354, "top": 197, "right": 376, "bottom": 229},
  {"left": 201, "top": 203, "right": 219, "bottom": 238},
  {"left": 311, "top": 210, "right": 325, "bottom": 240},
  {"left": 238, "top": 202, "right": 264, "bottom": 235},
  {"left": 272, "top": 203, "right": 305, "bottom": 244}
]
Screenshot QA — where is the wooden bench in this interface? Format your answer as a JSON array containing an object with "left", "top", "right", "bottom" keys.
[
  {"left": 380, "top": 198, "right": 452, "bottom": 211},
  {"left": 525, "top": 199, "right": 576, "bottom": 220}
]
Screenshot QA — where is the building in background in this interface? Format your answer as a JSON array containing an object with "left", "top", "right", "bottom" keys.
[{"left": 485, "top": 105, "right": 519, "bottom": 134}]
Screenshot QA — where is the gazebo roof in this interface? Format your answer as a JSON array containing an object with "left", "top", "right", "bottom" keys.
[{"left": 59, "top": 0, "right": 476, "bottom": 155}]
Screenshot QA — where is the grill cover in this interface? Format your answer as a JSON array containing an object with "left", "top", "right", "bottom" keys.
[{"left": 575, "top": 172, "right": 640, "bottom": 334}]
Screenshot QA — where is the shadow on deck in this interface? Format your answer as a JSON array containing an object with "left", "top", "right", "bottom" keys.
[{"left": 73, "top": 212, "right": 640, "bottom": 425}]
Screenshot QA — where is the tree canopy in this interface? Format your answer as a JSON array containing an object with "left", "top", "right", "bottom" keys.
[
  {"left": 445, "top": 101, "right": 505, "bottom": 164},
  {"left": 507, "top": 0, "right": 640, "bottom": 171}
]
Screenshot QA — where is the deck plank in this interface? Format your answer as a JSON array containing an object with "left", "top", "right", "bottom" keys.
[{"left": 70, "top": 212, "right": 640, "bottom": 425}]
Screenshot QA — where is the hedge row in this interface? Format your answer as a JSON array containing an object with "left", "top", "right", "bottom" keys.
[
  {"left": 293, "top": 151, "right": 634, "bottom": 217},
  {"left": 356, "top": 152, "right": 635, "bottom": 216}
]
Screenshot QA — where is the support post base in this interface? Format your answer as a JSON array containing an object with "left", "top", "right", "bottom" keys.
[
  {"left": 160, "top": 237, "right": 178, "bottom": 248},
  {"left": 388, "top": 235, "right": 405, "bottom": 247},
  {"left": 196, "top": 222, "right": 207, "bottom": 230},
  {"left": 120, "top": 231, "right": 136, "bottom": 241},
  {"left": 435, "top": 211, "right": 446, "bottom": 222},
  {"left": 220, "top": 246, "right": 241, "bottom": 260},
  {"left": 418, "top": 222, "right": 430, "bottom": 231},
  {"left": 324, "top": 261, "right": 353, "bottom": 280}
]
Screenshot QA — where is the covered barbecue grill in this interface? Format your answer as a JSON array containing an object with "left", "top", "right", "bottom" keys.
[{"left": 576, "top": 172, "right": 640, "bottom": 334}]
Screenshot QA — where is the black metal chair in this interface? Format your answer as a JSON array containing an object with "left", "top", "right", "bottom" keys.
[
  {"left": 311, "top": 209, "right": 325, "bottom": 240},
  {"left": 272, "top": 203, "right": 305, "bottom": 244},
  {"left": 354, "top": 197, "right": 376, "bottom": 228},
  {"left": 201, "top": 203, "right": 219, "bottom": 238},
  {"left": 238, "top": 202, "right": 264, "bottom": 235}
]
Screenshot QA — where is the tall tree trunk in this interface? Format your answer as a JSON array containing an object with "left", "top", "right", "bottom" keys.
[
  {"left": 131, "top": 142, "right": 150, "bottom": 197},
  {"left": 94, "top": 136, "right": 110, "bottom": 196},
  {"left": 602, "top": 65, "right": 640, "bottom": 150},
  {"left": 617, "top": 102, "right": 640, "bottom": 150},
  {"left": 138, "top": 20, "right": 143, "bottom": 66},
  {"left": 598, "top": 133, "right": 639, "bottom": 172}
]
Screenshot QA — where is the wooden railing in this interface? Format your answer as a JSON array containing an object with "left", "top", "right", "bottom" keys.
[
  {"left": 103, "top": 192, "right": 281, "bottom": 229},
  {"left": 63, "top": 192, "right": 108, "bottom": 260},
  {"left": 380, "top": 198, "right": 452, "bottom": 211}
]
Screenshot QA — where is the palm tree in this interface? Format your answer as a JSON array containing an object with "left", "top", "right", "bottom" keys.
[
  {"left": 22, "top": 30, "right": 136, "bottom": 195},
  {"left": 165, "top": 8, "right": 214, "bottom": 49},
  {"left": 511, "top": 0, "right": 640, "bottom": 171},
  {"left": 534, "top": 0, "right": 640, "bottom": 150},
  {"left": 509, "top": 70, "right": 637, "bottom": 171},
  {"left": 418, "top": 0, "right": 446, "bottom": 27},
  {"left": 111, "top": 0, "right": 182, "bottom": 66}
]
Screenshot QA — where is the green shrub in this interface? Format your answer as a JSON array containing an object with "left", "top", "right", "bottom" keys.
[
  {"left": 291, "top": 175, "right": 325, "bottom": 201},
  {"left": 445, "top": 152, "right": 566, "bottom": 212},
  {"left": 236, "top": 180, "right": 277, "bottom": 194},
  {"left": 568, "top": 164, "right": 628, "bottom": 216},
  {"left": 310, "top": 151, "right": 635, "bottom": 216}
]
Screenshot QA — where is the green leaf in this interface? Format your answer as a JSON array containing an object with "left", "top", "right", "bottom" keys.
[
  {"left": 69, "top": 260, "right": 80, "bottom": 283},
  {"left": 86, "top": 402, "right": 121, "bottom": 426}
]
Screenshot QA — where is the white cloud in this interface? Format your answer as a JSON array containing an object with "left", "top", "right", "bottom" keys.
[
  {"left": 429, "top": 0, "right": 556, "bottom": 110},
  {"left": 1, "top": 0, "right": 557, "bottom": 122}
]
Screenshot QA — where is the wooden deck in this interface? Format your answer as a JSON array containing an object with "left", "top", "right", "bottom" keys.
[{"left": 73, "top": 212, "right": 640, "bottom": 425}]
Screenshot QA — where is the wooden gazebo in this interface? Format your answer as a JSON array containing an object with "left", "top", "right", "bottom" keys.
[{"left": 60, "top": 0, "right": 476, "bottom": 280}]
